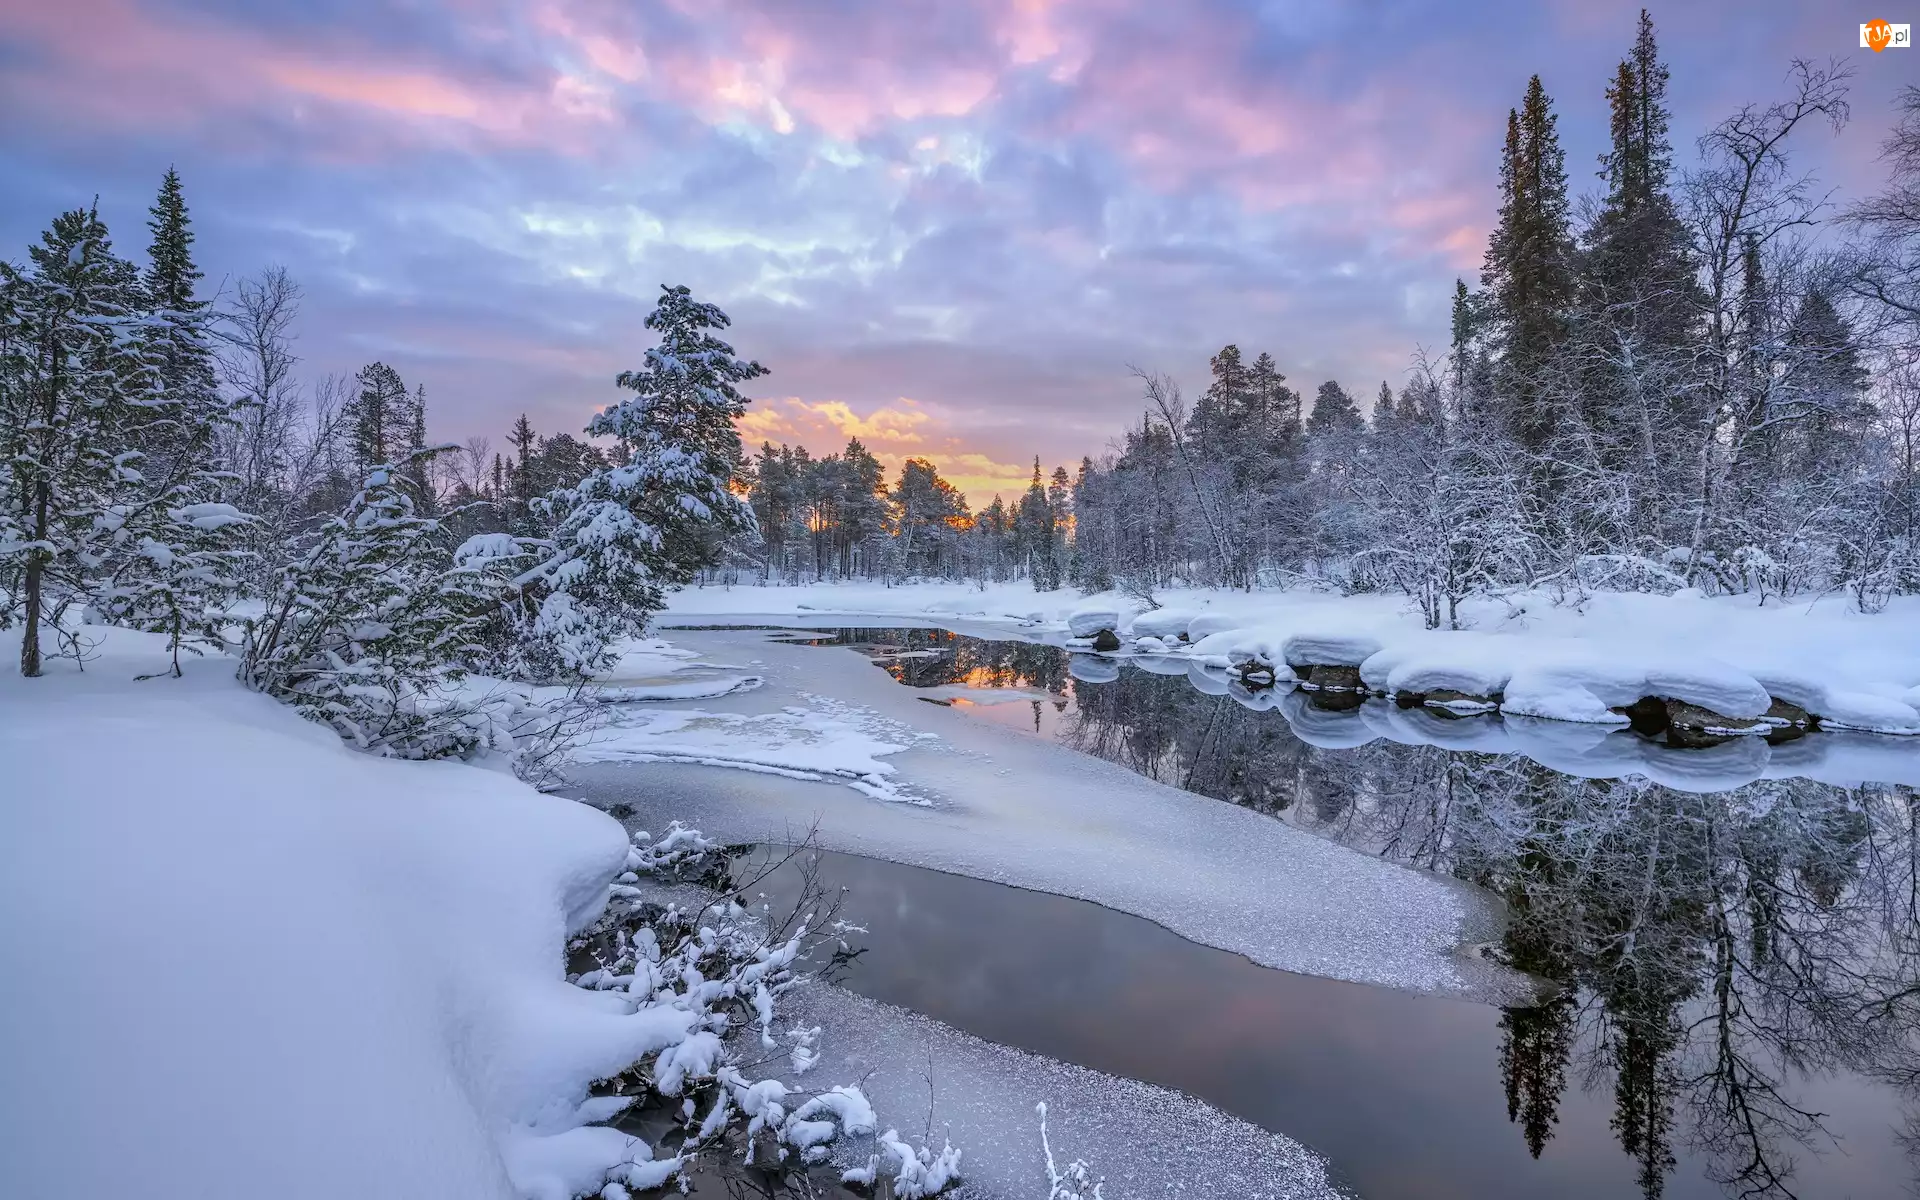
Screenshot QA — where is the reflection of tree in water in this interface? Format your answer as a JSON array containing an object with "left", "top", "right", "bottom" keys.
[
  {"left": 825, "top": 627, "right": 1072, "bottom": 696},
  {"left": 1052, "top": 663, "right": 1920, "bottom": 1200}
]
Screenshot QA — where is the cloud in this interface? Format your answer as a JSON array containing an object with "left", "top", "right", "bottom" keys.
[{"left": 0, "top": 0, "right": 1893, "bottom": 488}]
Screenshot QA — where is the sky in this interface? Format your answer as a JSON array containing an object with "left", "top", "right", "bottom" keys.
[{"left": 0, "top": 1, "right": 1911, "bottom": 502}]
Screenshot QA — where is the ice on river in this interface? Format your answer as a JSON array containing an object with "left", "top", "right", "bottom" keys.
[
  {"left": 577, "top": 628, "right": 1522, "bottom": 1000},
  {"left": 782, "top": 978, "right": 1345, "bottom": 1200},
  {"left": 576, "top": 694, "right": 934, "bottom": 803}
]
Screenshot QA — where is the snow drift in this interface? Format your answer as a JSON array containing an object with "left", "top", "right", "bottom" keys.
[{"left": 0, "top": 628, "right": 680, "bottom": 1200}]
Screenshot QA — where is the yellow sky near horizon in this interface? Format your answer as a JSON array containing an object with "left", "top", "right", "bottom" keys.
[{"left": 736, "top": 396, "right": 1047, "bottom": 506}]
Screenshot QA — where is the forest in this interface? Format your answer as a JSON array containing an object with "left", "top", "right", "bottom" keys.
[{"left": 712, "top": 20, "right": 1920, "bottom": 625}]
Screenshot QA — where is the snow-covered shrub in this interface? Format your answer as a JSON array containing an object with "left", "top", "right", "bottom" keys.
[
  {"left": 565, "top": 826, "right": 963, "bottom": 1197},
  {"left": 1037, "top": 1101, "right": 1104, "bottom": 1200},
  {"left": 237, "top": 459, "right": 520, "bottom": 758},
  {"left": 95, "top": 500, "right": 253, "bottom": 675},
  {"left": 841, "top": 1128, "right": 966, "bottom": 1198}
]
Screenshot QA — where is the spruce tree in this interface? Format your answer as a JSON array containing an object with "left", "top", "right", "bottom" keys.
[
  {"left": 512, "top": 285, "right": 762, "bottom": 679},
  {"left": 1, "top": 208, "right": 158, "bottom": 674},
  {"left": 404, "top": 384, "right": 435, "bottom": 513},
  {"left": 1575, "top": 10, "right": 1699, "bottom": 537},
  {"left": 1483, "top": 75, "right": 1576, "bottom": 453}
]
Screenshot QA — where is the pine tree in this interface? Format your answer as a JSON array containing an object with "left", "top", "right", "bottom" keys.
[
  {"left": 1307, "top": 381, "right": 1364, "bottom": 435},
  {"left": 344, "top": 362, "right": 412, "bottom": 473},
  {"left": 1574, "top": 10, "right": 1699, "bottom": 541},
  {"left": 142, "top": 167, "right": 218, "bottom": 421},
  {"left": 404, "top": 384, "right": 435, "bottom": 513},
  {"left": 101, "top": 170, "right": 254, "bottom": 671},
  {"left": 890, "top": 458, "right": 967, "bottom": 576},
  {"left": 1013, "top": 458, "right": 1058, "bottom": 589},
  {"left": 506, "top": 413, "right": 540, "bottom": 528}
]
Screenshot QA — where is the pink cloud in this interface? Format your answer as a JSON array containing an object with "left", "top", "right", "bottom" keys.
[{"left": 0, "top": 0, "right": 613, "bottom": 156}]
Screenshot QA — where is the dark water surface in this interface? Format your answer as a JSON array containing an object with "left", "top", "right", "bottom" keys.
[
  {"left": 733, "top": 847, "right": 1908, "bottom": 1200},
  {"left": 673, "top": 625, "right": 1920, "bottom": 1198}
]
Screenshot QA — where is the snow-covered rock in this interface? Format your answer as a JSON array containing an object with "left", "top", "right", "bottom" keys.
[
  {"left": 1067, "top": 604, "right": 1125, "bottom": 638},
  {"left": 1185, "top": 612, "right": 1245, "bottom": 641},
  {"left": 1130, "top": 608, "right": 1197, "bottom": 639},
  {"left": 1360, "top": 633, "right": 1511, "bottom": 699},
  {"left": 1501, "top": 657, "right": 1642, "bottom": 725},
  {"left": 1283, "top": 631, "right": 1386, "bottom": 668},
  {"left": 1643, "top": 660, "right": 1770, "bottom": 719},
  {"left": 1819, "top": 690, "right": 1920, "bottom": 734}
]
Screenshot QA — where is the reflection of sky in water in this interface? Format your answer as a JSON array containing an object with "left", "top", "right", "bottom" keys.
[
  {"left": 743, "top": 849, "right": 1909, "bottom": 1200},
  {"left": 781, "top": 627, "right": 1920, "bottom": 1200}
]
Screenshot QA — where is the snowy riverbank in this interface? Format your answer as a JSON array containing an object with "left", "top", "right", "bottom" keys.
[
  {"left": 665, "top": 581, "right": 1920, "bottom": 735},
  {"left": 0, "top": 626, "right": 678, "bottom": 1199},
  {"left": 0, "top": 625, "right": 1357, "bottom": 1200}
]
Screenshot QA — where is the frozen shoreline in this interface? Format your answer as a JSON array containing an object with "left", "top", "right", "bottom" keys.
[
  {"left": 574, "top": 627, "right": 1524, "bottom": 1002},
  {"left": 666, "top": 581, "right": 1920, "bottom": 736}
]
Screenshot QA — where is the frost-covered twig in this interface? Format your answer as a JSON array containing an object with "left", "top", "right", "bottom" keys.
[
  {"left": 1038, "top": 1101, "right": 1104, "bottom": 1200},
  {"left": 562, "top": 824, "right": 963, "bottom": 1198}
]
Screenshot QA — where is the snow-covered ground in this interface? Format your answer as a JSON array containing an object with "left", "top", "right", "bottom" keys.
[
  {"left": 0, "top": 624, "right": 1372, "bottom": 1200},
  {"left": 574, "top": 627, "right": 1521, "bottom": 1001},
  {"left": 781, "top": 979, "right": 1344, "bottom": 1200},
  {"left": 668, "top": 580, "right": 1920, "bottom": 734},
  {"left": 0, "top": 627, "right": 678, "bottom": 1199}
]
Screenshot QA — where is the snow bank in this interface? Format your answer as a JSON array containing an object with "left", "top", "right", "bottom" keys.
[
  {"left": 1128, "top": 607, "right": 1198, "bottom": 639},
  {"left": 1283, "top": 631, "right": 1386, "bottom": 668},
  {"left": 1066, "top": 602, "right": 1131, "bottom": 637},
  {"left": 669, "top": 583, "right": 1920, "bottom": 735},
  {"left": 0, "top": 627, "right": 684, "bottom": 1200},
  {"left": 784, "top": 980, "right": 1344, "bottom": 1200}
]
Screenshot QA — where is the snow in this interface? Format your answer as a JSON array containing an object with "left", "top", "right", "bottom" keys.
[
  {"left": 1126, "top": 607, "right": 1197, "bottom": 639},
  {"left": 0, "top": 626, "right": 698, "bottom": 1200},
  {"left": 665, "top": 582, "right": 1920, "bottom": 733},
  {"left": 1283, "top": 631, "right": 1387, "bottom": 668},
  {"left": 1065, "top": 603, "right": 1130, "bottom": 637},
  {"left": 582, "top": 634, "right": 764, "bottom": 702},
  {"left": 781, "top": 979, "right": 1344, "bottom": 1200},
  {"left": 573, "top": 694, "right": 934, "bottom": 802},
  {"left": 579, "top": 628, "right": 1519, "bottom": 1000}
]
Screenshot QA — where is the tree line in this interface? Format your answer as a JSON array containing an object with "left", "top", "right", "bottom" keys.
[
  {"left": 0, "top": 171, "right": 756, "bottom": 767},
  {"left": 725, "top": 15, "right": 1920, "bottom": 627}
]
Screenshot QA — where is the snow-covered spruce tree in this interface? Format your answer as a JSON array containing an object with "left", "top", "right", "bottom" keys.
[
  {"left": 93, "top": 172, "right": 255, "bottom": 675},
  {"left": 238, "top": 454, "right": 524, "bottom": 758},
  {"left": 0, "top": 206, "right": 168, "bottom": 675},
  {"left": 509, "top": 285, "right": 762, "bottom": 681}
]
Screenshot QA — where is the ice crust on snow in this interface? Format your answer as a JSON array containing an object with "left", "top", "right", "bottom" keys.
[{"left": 781, "top": 979, "right": 1345, "bottom": 1200}]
